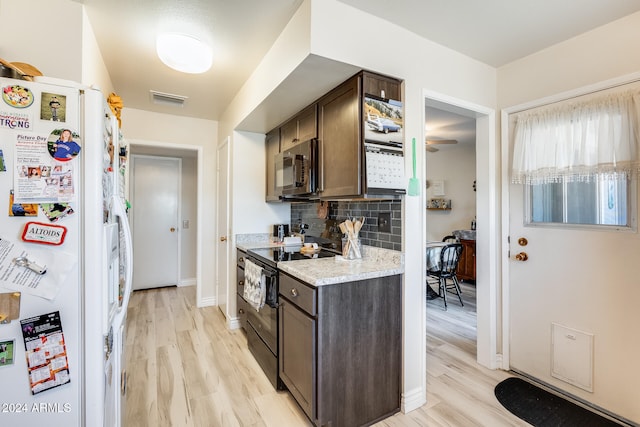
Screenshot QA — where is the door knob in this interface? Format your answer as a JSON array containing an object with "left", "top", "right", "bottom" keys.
[
  {"left": 220, "top": 236, "right": 227, "bottom": 242},
  {"left": 170, "top": 227, "right": 176, "bottom": 232},
  {"left": 514, "top": 252, "right": 528, "bottom": 261}
]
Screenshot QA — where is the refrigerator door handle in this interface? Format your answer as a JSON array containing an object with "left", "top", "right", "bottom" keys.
[{"left": 111, "top": 194, "right": 133, "bottom": 327}]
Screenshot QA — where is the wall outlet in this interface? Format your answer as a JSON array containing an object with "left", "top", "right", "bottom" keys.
[{"left": 378, "top": 212, "right": 391, "bottom": 233}]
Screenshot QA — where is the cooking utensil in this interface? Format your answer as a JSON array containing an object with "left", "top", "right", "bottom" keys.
[
  {"left": 408, "top": 137, "right": 420, "bottom": 196},
  {"left": 342, "top": 219, "right": 361, "bottom": 258}
]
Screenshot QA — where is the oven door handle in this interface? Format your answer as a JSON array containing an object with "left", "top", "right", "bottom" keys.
[{"left": 263, "top": 271, "right": 279, "bottom": 308}]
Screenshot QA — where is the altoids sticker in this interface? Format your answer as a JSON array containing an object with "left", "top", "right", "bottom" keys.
[
  {"left": 2, "top": 84, "right": 34, "bottom": 108},
  {"left": 21, "top": 221, "right": 67, "bottom": 245}
]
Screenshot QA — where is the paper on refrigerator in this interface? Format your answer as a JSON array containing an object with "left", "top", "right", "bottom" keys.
[
  {"left": 0, "top": 238, "right": 75, "bottom": 300},
  {"left": 12, "top": 133, "right": 77, "bottom": 203}
]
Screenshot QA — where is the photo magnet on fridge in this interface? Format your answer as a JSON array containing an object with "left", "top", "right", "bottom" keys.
[
  {"left": 0, "top": 339, "right": 16, "bottom": 367},
  {"left": 40, "top": 92, "right": 66, "bottom": 122},
  {"left": 47, "top": 128, "right": 81, "bottom": 162}
]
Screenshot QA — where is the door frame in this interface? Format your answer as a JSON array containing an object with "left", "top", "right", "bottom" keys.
[
  {"left": 130, "top": 154, "right": 182, "bottom": 289},
  {"left": 216, "top": 136, "right": 231, "bottom": 318},
  {"left": 423, "top": 90, "right": 499, "bottom": 369},
  {"left": 128, "top": 139, "right": 204, "bottom": 304},
  {"left": 499, "top": 71, "right": 640, "bottom": 370}
]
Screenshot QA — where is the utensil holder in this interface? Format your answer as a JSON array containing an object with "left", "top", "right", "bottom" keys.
[{"left": 341, "top": 237, "right": 362, "bottom": 259}]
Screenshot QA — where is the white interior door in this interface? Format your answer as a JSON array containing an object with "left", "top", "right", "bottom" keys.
[
  {"left": 506, "top": 113, "right": 640, "bottom": 420},
  {"left": 131, "top": 155, "right": 180, "bottom": 290},
  {"left": 216, "top": 138, "right": 230, "bottom": 317}
]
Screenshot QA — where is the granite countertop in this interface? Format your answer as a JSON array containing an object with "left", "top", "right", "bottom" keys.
[
  {"left": 277, "top": 246, "right": 404, "bottom": 287},
  {"left": 453, "top": 229, "right": 476, "bottom": 240},
  {"left": 236, "top": 234, "right": 404, "bottom": 286}
]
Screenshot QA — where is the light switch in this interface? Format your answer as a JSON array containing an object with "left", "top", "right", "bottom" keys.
[{"left": 183, "top": 220, "right": 189, "bottom": 229}]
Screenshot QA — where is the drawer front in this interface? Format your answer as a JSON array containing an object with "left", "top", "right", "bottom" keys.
[{"left": 279, "top": 273, "right": 316, "bottom": 316}]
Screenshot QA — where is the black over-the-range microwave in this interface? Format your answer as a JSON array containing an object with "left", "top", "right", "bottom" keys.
[{"left": 275, "top": 138, "right": 317, "bottom": 198}]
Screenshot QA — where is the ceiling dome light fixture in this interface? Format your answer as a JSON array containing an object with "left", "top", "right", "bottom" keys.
[{"left": 156, "top": 33, "right": 212, "bottom": 74}]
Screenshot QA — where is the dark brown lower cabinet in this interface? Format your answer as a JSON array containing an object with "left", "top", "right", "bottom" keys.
[
  {"left": 458, "top": 239, "right": 476, "bottom": 282},
  {"left": 279, "top": 272, "right": 401, "bottom": 427}
]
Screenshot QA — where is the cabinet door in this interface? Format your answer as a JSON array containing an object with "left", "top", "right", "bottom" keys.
[
  {"left": 318, "top": 75, "right": 361, "bottom": 198},
  {"left": 281, "top": 105, "right": 317, "bottom": 151},
  {"left": 280, "top": 118, "right": 299, "bottom": 151},
  {"left": 279, "top": 298, "right": 315, "bottom": 419},
  {"left": 296, "top": 104, "right": 317, "bottom": 143},
  {"left": 265, "top": 129, "right": 280, "bottom": 202},
  {"left": 362, "top": 71, "right": 401, "bottom": 101},
  {"left": 458, "top": 239, "right": 476, "bottom": 281}
]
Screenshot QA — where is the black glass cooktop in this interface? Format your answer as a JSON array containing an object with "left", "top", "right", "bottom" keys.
[{"left": 247, "top": 246, "right": 337, "bottom": 268}]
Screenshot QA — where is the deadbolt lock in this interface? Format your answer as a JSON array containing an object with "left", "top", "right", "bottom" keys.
[{"left": 518, "top": 237, "right": 528, "bottom": 246}]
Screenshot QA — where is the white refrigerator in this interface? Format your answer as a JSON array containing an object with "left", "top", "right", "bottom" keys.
[{"left": 0, "top": 76, "right": 133, "bottom": 426}]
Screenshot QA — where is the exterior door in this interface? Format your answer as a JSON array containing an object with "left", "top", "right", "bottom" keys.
[
  {"left": 216, "top": 138, "right": 230, "bottom": 317},
  {"left": 506, "top": 112, "right": 640, "bottom": 419},
  {"left": 131, "top": 155, "right": 180, "bottom": 290}
]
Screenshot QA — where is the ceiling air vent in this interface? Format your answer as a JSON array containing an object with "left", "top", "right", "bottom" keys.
[{"left": 150, "top": 90, "right": 188, "bottom": 107}]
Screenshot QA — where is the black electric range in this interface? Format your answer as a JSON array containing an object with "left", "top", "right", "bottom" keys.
[{"left": 247, "top": 245, "right": 338, "bottom": 268}]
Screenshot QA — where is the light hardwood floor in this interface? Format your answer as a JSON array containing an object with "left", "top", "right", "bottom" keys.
[{"left": 124, "top": 283, "right": 528, "bottom": 427}]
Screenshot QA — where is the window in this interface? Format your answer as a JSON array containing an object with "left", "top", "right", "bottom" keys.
[
  {"left": 511, "top": 85, "right": 640, "bottom": 229},
  {"left": 528, "top": 173, "right": 630, "bottom": 227}
]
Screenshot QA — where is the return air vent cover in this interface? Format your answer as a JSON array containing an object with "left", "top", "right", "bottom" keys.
[{"left": 149, "top": 90, "right": 188, "bottom": 107}]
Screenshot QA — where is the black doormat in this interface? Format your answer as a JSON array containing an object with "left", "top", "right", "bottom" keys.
[{"left": 494, "top": 377, "right": 622, "bottom": 427}]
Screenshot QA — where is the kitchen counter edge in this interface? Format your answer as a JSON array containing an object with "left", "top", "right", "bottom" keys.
[{"left": 278, "top": 247, "right": 404, "bottom": 287}]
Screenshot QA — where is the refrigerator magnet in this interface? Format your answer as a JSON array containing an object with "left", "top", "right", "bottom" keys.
[
  {"left": 47, "top": 128, "right": 81, "bottom": 162},
  {"left": 21, "top": 221, "right": 67, "bottom": 245}
]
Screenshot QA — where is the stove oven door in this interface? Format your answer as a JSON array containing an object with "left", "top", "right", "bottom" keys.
[{"left": 246, "top": 269, "right": 278, "bottom": 354}]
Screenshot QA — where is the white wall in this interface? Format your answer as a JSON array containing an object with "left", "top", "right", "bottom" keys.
[
  {"left": 121, "top": 108, "right": 218, "bottom": 302},
  {"left": 498, "top": 11, "right": 640, "bottom": 423},
  {"left": 81, "top": 6, "right": 114, "bottom": 97},
  {"left": 425, "top": 144, "right": 476, "bottom": 241},
  {"left": 0, "top": 0, "right": 114, "bottom": 97},
  {"left": 0, "top": 0, "right": 83, "bottom": 83}
]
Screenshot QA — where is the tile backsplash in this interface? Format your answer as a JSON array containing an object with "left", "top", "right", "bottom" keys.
[{"left": 291, "top": 200, "right": 402, "bottom": 251}]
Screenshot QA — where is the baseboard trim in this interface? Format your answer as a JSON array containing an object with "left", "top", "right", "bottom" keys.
[
  {"left": 227, "top": 317, "right": 241, "bottom": 330},
  {"left": 178, "top": 278, "right": 197, "bottom": 287},
  {"left": 198, "top": 296, "right": 217, "bottom": 307},
  {"left": 401, "top": 385, "right": 426, "bottom": 413}
]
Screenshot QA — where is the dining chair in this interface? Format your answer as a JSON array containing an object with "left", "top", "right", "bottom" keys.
[
  {"left": 427, "top": 243, "right": 464, "bottom": 310},
  {"left": 442, "top": 235, "right": 458, "bottom": 243}
]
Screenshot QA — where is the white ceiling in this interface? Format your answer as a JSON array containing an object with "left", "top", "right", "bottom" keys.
[
  {"left": 79, "top": 0, "right": 640, "bottom": 127},
  {"left": 340, "top": 0, "right": 640, "bottom": 67}
]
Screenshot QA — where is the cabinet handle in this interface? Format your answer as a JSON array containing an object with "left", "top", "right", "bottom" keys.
[
  {"left": 238, "top": 309, "right": 244, "bottom": 314},
  {"left": 238, "top": 257, "right": 244, "bottom": 263},
  {"left": 239, "top": 280, "right": 244, "bottom": 286},
  {"left": 290, "top": 288, "right": 299, "bottom": 297}
]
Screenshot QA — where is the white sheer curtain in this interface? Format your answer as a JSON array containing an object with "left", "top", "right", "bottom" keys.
[{"left": 512, "top": 89, "right": 640, "bottom": 184}]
